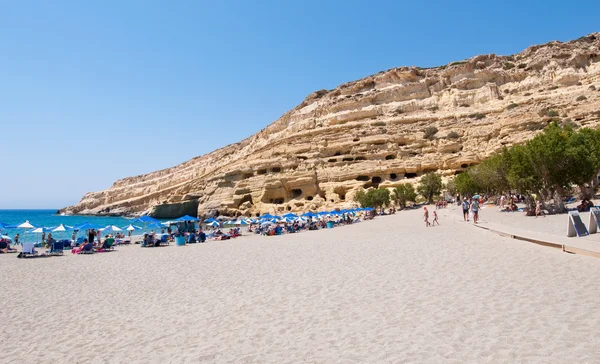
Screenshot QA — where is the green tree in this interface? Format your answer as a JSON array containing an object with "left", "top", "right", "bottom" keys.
[
  {"left": 565, "top": 127, "right": 600, "bottom": 198},
  {"left": 417, "top": 172, "right": 443, "bottom": 203},
  {"left": 392, "top": 183, "right": 417, "bottom": 209},
  {"left": 354, "top": 188, "right": 390, "bottom": 208},
  {"left": 445, "top": 179, "right": 458, "bottom": 197},
  {"left": 454, "top": 172, "right": 479, "bottom": 196}
]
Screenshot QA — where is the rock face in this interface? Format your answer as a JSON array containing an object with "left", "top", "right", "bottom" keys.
[{"left": 62, "top": 33, "right": 600, "bottom": 218}]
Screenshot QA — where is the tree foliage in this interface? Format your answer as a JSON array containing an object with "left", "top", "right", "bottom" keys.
[
  {"left": 417, "top": 172, "right": 443, "bottom": 203},
  {"left": 450, "top": 123, "right": 600, "bottom": 203},
  {"left": 354, "top": 188, "right": 391, "bottom": 208},
  {"left": 392, "top": 183, "right": 417, "bottom": 209}
]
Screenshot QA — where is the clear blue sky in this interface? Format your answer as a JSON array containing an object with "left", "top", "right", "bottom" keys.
[{"left": 1, "top": 0, "right": 598, "bottom": 209}]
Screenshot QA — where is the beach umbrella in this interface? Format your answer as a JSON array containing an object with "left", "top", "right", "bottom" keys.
[
  {"left": 282, "top": 213, "right": 298, "bottom": 218},
  {"left": 52, "top": 224, "right": 73, "bottom": 232},
  {"left": 29, "top": 226, "right": 51, "bottom": 244},
  {"left": 16, "top": 221, "right": 34, "bottom": 244},
  {"left": 17, "top": 221, "right": 35, "bottom": 229},
  {"left": 260, "top": 221, "right": 274, "bottom": 227},
  {"left": 0, "top": 235, "right": 11, "bottom": 241},
  {"left": 234, "top": 220, "right": 248, "bottom": 225},
  {"left": 203, "top": 217, "right": 216, "bottom": 224},
  {"left": 100, "top": 225, "right": 122, "bottom": 232},
  {"left": 134, "top": 215, "right": 160, "bottom": 224},
  {"left": 259, "top": 214, "right": 275, "bottom": 219},
  {"left": 175, "top": 215, "right": 199, "bottom": 222},
  {"left": 207, "top": 221, "right": 220, "bottom": 228},
  {"left": 74, "top": 222, "right": 101, "bottom": 231},
  {"left": 123, "top": 224, "right": 142, "bottom": 231}
]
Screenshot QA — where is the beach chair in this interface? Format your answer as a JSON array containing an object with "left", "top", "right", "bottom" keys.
[
  {"left": 160, "top": 234, "right": 169, "bottom": 245},
  {"left": 80, "top": 243, "right": 94, "bottom": 254},
  {"left": 49, "top": 241, "right": 64, "bottom": 255},
  {"left": 58, "top": 239, "right": 71, "bottom": 248},
  {"left": 76, "top": 237, "right": 85, "bottom": 246},
  {"left": 0, "top": 241, "right": 10, "bottom": 253},
  {"left": 22, "top": 242, "right": 36, "bottom": 256}
]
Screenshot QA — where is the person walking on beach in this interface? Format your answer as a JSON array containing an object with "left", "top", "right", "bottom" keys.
[
  {"left": 423, "top": 207, "right": 430, "bottom": 227},
  {"left": 88, "top": 229, "right": 95, "bottom": 245},
  {"left": 470, "top": 198, "right": 480, "bottom": 224},
  {"left": 14, "top": 233, "right": 20, "bottom": 246},
  {"left": 432, "top": 210, "right": 439, "bottom": 226},
  {"left": 462, "top": 198, "right": 470, "bottom": 221}
]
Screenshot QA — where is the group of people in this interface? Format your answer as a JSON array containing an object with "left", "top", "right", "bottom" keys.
[
  {"left": 461, "top": 197, "right": 481, "bottom": 224},
  {"left": 422, "top": 207, "right": 440, "bottom": 227}
]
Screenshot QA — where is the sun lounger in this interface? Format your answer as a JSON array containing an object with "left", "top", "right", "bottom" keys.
[
  {"left": 17, "top": 242, "right": 52, "bottom": 258},
  {"left": 48, "top": 241, "right": 64, "bottom": 255},
  {"left": 0, "top": 241, "right": 17, "bottom": 253},
  {"left": 79, "top": 243, "right": 94, "bottom": 254}
]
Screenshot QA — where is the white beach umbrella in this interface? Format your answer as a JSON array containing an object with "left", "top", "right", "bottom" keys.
[
  {"left": 123, "top": 224, "right": 142, "bottom": 231},
  {"left": 52, "top": 224, "right": 73, "bottom": 232},
  {"left": 17, "top": 221, "right": 34, "bottom": 244},
  {"left": 207, "top": 221, "right": 220, "bottom": 228},
  {"left": 100, "top": 225, "right": 122, "bottom": 232}
]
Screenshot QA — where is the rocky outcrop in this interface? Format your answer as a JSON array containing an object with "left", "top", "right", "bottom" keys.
[{"left": 61, "top": 33, "right": 600, "bottom": 218}]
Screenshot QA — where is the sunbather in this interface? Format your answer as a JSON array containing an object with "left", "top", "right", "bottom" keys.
[{"left": 72, "top": 239, "right": 89, "bottom": 254}]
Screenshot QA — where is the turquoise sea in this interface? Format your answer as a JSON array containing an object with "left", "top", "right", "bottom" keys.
[{"left": 0, "top": 209, "right": 147, "bottom": 243}]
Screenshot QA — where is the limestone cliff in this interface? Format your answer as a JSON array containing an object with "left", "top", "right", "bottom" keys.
[{"left": 61, "top": 33, "right": 600, "bottom": 218}]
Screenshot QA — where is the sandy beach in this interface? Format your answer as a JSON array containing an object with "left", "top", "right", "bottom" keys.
[{"left": 2, "top": 208, "right": 600, "bottom": 363}]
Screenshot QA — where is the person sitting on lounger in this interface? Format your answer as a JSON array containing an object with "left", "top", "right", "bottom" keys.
[
  {"left": 577, "top": 199, "right": 593, "bottom": 212},
  {"left": 71, "top": 239, "right": 89, "bottom": 254}
]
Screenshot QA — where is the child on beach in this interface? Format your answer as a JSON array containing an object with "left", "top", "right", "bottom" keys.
[
  {"left": 423, "top": 207, "right": 430, "bottom": 227},
  {"left": 432, "top": 210, "right": 439, "bottom": 226}
]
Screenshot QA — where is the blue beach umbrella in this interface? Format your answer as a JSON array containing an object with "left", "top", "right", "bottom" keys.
[
  {"left": 282, "top": 213, "right": 298, "bottom": 218},
  {"left": 175, "top": 215, "right": 199, "bottom": 222},
  {"left": 259, "top": 214, "right": 275, "bottom": 219},
  {"left": 134, "top": 215, "right": 160, "bottom": 224},
  {"left": 74, "top": 222, "right": 101, "bottom": 231},
  {"left": 207, "top": 221, "right": 220, "bottom": 228},
  {"left": 203, "top": 218, "right": 216, "bottom": 224}
]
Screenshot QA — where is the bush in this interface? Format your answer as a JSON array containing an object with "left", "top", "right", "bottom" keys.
[
  {"left": 423, "top": 126, "right": 439, "bottom": 140},
  {"left": 518, "top": 63, "right": 527, "bottom": 69},
  {"left": 428, "top": 106, "right": 439, "bottom": 112},
  {"left": 417, "top": 173, "right": 443, "bottom": 203},
  {"left": 576, "top": 95, "right": 587, "bottom": 102},
  {"left": 589, "top": 85, "right": 596, "bottom": 91},
  {"left": 503, "top": 62, "right": 515, "bottom": 70},
  {"left": 506, "top": 103, "right": 519, "bottom": 110},
  {"left": 524, "top": 92, "right": 532, "bottom": 96},
  {"left": 373, "top": 121, "right": 386, "bottom": 127},
  {"left": 354, "top": 188, "right": 390, "bottom": 208},
  {"left": 540, "top": 109, "right": 559, "bottom": 117},
  {"left": 392, "top": 184, "right": 417, "bottom": 209},
  {"left": 447, "top": 131, "right": 460, "bottom": 139},
  {"left": 548, "top": 85, "right": 559, "bottom": 91}
]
